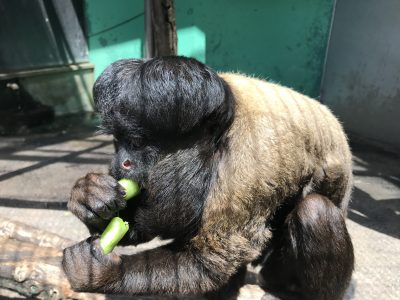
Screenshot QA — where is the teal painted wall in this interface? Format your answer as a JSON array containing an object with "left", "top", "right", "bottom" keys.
[
  {"left": 176, "top": 0, "right": 334, "bottom": 98},
  {"left": 85, "top": 0, "right": 144, "bottom": 78},
  {"left": 85, "top": 0, "right": 334, "bottom": 97}
]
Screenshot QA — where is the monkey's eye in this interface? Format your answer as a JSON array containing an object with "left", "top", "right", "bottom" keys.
[
  {"left": 129, "top": 138, "right": 144, "bottom": 149},
  {"left": 122, "top": 159, "right": 133, "bottom": 170}
]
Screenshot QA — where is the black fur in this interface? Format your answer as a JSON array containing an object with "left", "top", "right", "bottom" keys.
[{"left": 94, "top": 56, "right": 234, "bottom": 144}]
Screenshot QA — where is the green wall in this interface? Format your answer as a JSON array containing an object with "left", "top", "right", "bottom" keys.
[
  {"left": 85, "top": 0, "right": 144, "bottom": 78},
  {"left": 85, "top": 0, "right": 334, "bottom": 98}
]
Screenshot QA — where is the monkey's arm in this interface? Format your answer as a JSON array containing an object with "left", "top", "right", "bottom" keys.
[{"left": 62, "top": 232, "right": 258, "bottom": 295}]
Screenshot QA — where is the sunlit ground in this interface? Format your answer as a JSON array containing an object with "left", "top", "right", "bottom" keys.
[{"left": 0, "top": 125, "right": 398, "bottom": 299}]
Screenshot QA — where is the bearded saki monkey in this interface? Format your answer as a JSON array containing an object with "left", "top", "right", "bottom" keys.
[{"left": 63, "top": 56, "right": 354, "bottom": 300}]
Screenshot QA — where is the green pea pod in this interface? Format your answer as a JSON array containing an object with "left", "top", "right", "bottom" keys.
[
  {"left": 99, "top": 178, "right": 140, "bottom": 254},
  {"left": 118, "top": 178, "right": 140, "bottom": 200},
  {"left": 100, "top": 217, "right": 129, "bottom": 254}
]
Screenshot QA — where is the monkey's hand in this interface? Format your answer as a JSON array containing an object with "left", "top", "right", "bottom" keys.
[
  {"left": 68, "top": 173, "right": 126, "bottom": 232},
  {"left": 62, "top": 237, "right": 122, "bottom": 292}
]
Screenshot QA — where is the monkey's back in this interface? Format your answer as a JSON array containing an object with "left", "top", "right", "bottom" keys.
[
  {"left": 228, "top": 72, "right": 350, "bottom": 202},
  {"left": 202, "top": 73, "right": 352, "bottom": 230},
  {"left": 191, "top": 73, "right": 353, "bottom": 270}
]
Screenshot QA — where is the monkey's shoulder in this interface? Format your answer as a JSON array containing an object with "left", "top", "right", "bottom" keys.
[{"left": 220, "top": 72, "right": 342, "bottom": 139}]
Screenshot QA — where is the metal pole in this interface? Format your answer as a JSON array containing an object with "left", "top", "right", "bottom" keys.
[
  {"left": 144, "top": 0, "right": 154, "bottom": 58},
  {"left": 144, "top": 0, "right": 177, "bottom": 58}
]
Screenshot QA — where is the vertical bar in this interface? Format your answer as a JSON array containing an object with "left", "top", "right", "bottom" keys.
[
  {"left": 144, "top": 0, "right": 154, "bottom": 58},
  {"left": 144, "top": 0, "right": 177, "bottom": 58}
]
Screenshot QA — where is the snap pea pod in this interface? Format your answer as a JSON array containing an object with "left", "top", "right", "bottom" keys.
[{"left": 100, "top": 179, "right": 140, "bottom": 254}]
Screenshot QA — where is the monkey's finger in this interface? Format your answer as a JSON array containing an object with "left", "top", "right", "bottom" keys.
[
  {"left": 114, "top": 183, "right": 128, "bottom": 209},
  {"left": 90, "top": 175, "right": 127, "bottom": 210},
  {"left": 90, "top": 237, "right": 122, "bottom": 265},
  {"left": 71, "top": 202, "right": 109, "bottom": 230},
  {"left": 85, "top": 194, "right": 116, "bottom": 220}
]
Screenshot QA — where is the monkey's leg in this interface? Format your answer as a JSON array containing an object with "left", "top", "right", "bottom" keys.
[
  {"left": 260, "top": 193, "right": 354, "bottom": 300},
  {"left": 203, "top": 266, "right": 247, "bottom": 300}
]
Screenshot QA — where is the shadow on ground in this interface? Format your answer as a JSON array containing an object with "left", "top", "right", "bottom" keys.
[
  {"left": 349, "top": 188, "right": 399, "bottom": 239},
  {"left": 348, "top": 143, "right": 400, "bottom": 239}
]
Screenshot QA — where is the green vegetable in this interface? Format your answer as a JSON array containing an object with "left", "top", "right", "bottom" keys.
[
  {"left": 99, "top": 178, "right": 140, "bottom": 254},
  {"left": 118, "top": 178, "right": 140, "bottom": 200},
  {"left": 100, "top": 217, "right": 129, "bottom": 254}
]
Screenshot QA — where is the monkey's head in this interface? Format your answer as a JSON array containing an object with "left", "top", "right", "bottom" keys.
[{"left": 93, "top": 56, "right": 234, "bottom": 240}]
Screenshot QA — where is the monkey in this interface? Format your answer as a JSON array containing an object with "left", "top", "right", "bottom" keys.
[{"left": 62, "top": 56, "right": 354, "bottom": 300}]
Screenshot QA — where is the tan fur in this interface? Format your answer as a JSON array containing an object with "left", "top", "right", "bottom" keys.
[{"left": 192, "top": 73, "right": 352, "bottom": 280}]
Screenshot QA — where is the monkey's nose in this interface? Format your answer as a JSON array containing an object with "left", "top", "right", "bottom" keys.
[{"left": 122, "top": 159, "right": 133, "bottom": 170}]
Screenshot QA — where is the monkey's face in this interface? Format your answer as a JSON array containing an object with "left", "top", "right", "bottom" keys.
[{"left": 109, "top": 135, "right": 160, "bottom": 189}]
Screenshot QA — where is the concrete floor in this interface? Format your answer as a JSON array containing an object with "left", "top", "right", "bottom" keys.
[{"left": 0, "top": 126, "right": 399, "bottom": 299}]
